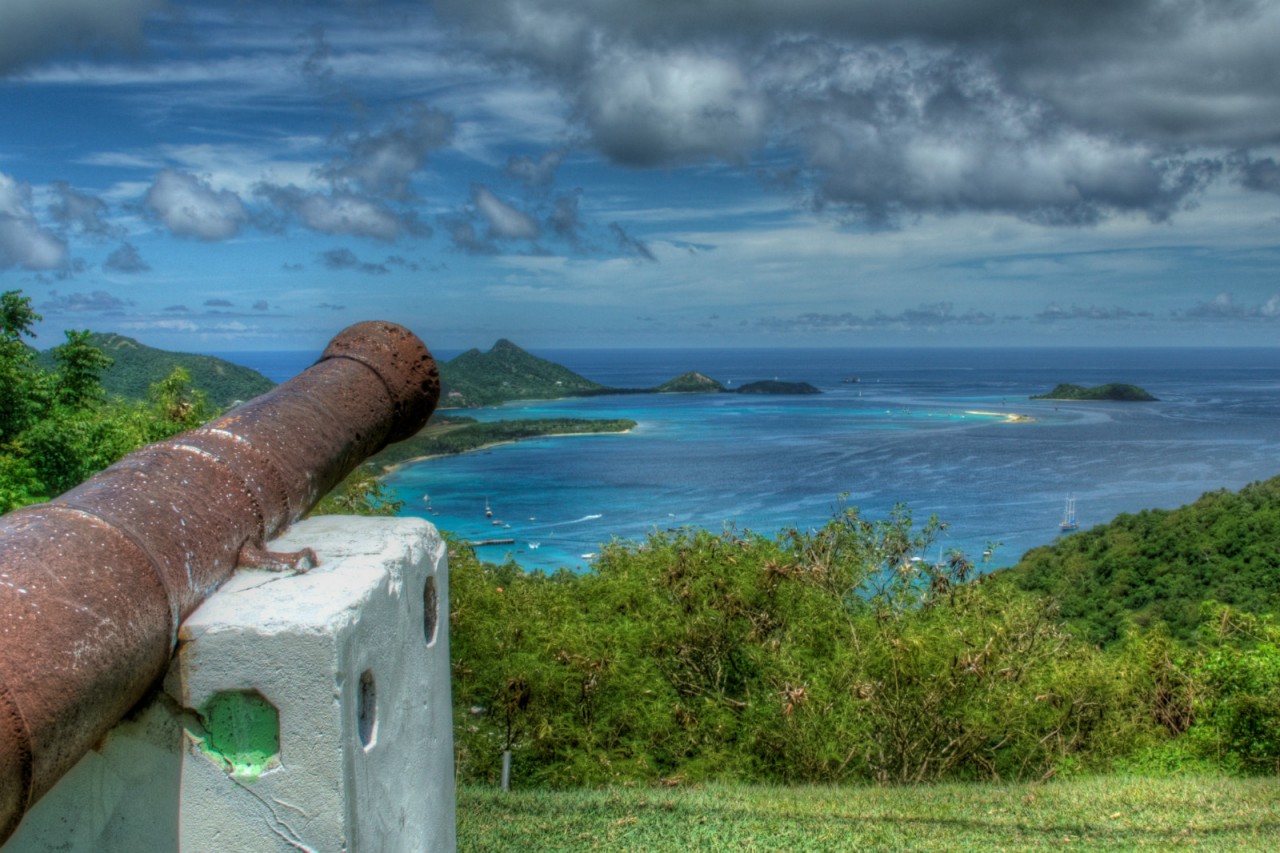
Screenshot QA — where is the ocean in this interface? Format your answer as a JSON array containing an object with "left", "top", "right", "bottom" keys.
[{"left": 219, "top": 347, "right": 1280, "bottom": 573}]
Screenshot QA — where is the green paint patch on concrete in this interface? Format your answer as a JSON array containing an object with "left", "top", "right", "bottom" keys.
[{"left": 196, "top": 690, "right": 281, "bottom": 780}]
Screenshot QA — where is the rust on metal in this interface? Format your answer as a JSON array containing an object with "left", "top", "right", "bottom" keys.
[{"left": 0, "top": 321, "right": 438, "bottom": 843}]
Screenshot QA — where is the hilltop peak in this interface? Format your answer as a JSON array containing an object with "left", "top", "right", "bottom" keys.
[
  {"left": 440, "top": 340, "right": 605, "bottom": 407},
  {"left": 490, "top": 338, "right": 525, "bottom": 354}
]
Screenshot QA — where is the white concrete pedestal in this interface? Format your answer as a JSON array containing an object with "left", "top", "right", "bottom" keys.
[{"left": 2, "top": 516, "right": 455, "bottom": 853}]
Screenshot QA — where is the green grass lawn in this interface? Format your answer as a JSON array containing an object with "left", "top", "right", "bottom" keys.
[{"left": 458, "top": 775, "right": 1280, "bottom": 851}]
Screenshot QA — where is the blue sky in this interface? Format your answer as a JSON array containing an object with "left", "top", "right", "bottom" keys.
[{"left": 2, "top": 0, "right": 1279, "bottom": 352}]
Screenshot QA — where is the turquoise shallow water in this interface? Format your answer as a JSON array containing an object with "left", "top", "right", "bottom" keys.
[{"left": 223, "top": 347, "right": 1280, "bottom": 573}]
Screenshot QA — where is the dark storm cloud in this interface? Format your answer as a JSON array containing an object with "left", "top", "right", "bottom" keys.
[
  {"left": 433, "top": 0, "right": 1278, "bottom": 224},
  {"left": 1234, "top": 155, "right": 1280, "bottom": 195},
  {"left": 0, "top": 0, "right": 160, "bottom": 76},
  {"left": 104, "top": 242, "right": 150, "bottom": 273}
]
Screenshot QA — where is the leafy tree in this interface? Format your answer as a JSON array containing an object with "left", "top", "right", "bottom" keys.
[
  {"left": 148, "top": 366, "right": 210, "bottom": 433},
  {"left": 0, "top": 292, "right": 227, "bottom": 510},
  {"left": 0, "top": 290, "right": 47, "bottom": 443},
  {"left": 52, "top": 329, "right": 113, "bottom": 409}
]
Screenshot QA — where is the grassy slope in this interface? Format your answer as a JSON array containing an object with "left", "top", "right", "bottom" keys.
[{"left": 458, "top": 776, "right": 1280, "bottom": 851}]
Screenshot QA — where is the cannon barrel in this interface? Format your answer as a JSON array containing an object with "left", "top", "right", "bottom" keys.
[{"left": 0, "top": 321, "right": 439, "bottom": 842}]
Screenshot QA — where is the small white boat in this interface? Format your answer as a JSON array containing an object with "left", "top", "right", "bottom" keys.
[{"left": 1060, "top": 495, "right": 1080, "bottom": 531}]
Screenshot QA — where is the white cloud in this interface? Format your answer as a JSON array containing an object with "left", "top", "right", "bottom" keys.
[
  {"left": 323, "top": 103, "right": 454, "bottom": 200},
  {"left": 144, "top": 169, "right": 248, "bottom": 240},
  {"left": 0, "top": 172, "right": 68, "bottom": 269},
  {"left": 258, "top": 183, "right": 421, "bottom": 242},
  {"left": 474, "top": 186, "right": 540, "bottom": 239}
]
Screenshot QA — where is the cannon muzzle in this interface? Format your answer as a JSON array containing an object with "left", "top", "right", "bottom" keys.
[{"left": 0, "top": 321, "right": 438, "bottom": 842}]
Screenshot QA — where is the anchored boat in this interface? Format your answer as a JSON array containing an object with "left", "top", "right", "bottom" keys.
[{"left": 1060, "top": 495, "right": 1080, "bottom": 531}]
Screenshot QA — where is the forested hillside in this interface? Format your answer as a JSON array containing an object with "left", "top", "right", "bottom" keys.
[
  {"left": 2, "top": 291, "right": 211, "bottom": 511},
  {"left": 441, "top": 339, "right": 607, "bottom": 407},
  {"left": 1002, "top": 476, "right": 1280, "bottom": 644},
  {"left": 35, "top": 332, "right": 273, "bottom": 408}
]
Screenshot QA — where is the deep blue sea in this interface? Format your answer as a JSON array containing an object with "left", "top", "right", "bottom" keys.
[{"left": 220, "top": 347, "right": 1280, "bottom": 573}]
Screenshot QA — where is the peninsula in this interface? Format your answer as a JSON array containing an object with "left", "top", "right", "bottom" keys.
[
  {"left": 370, "top": 417, "right": 638, "bottom": 470},
  {"left": 1031, "top": 383, "right": 1158, "bottom": 402}
]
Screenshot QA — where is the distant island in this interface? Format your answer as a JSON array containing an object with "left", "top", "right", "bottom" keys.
[
  {"left": 1031, "top": 383, "right": 1158, "bottom": 402},
  {"left": 655, "top": 371, "right": 725, "bottom": 393},
  {"left": 735, "top": 380, "right": 821, "bottom": 395},
  {"left": 440, "top": 340, "right": 822, "bottom": 407}
]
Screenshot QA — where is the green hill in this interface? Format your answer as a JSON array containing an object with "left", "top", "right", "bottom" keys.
[
  {"left": 36, "top": 332, "right": 274, "bottom": 408},
  {"left": 439, "top": 339, "right": 607, "bottom": 407},
  {"left": 1032, "top": 383, "right": 1158, "bottom": 401},
  {"left": 999, "top": 475, "right": 1280, "bottom": 645},
  {"left": 655, "top": 371, "right": 725, "bottom": 393}
]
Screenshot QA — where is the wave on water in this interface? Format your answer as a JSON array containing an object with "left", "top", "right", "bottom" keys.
[{"left": 528, "top": 513, "right": 604, "bottom": 530}]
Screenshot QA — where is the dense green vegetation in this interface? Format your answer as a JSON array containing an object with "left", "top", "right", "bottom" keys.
[
  {"left": 1, "top": 290, "right": 211, "bottom": 511},
  {"left": 448, "top": 479, "right": 1280, "bottom": 788},
  {"left": 35, "top": 331, "right": 273, "bottom": 408},
  {"left": 1032, "top": 383, "right": 1158, "bottom": 401},
  {"left": 1003, "top": 477, "right": 1280, "bottom": 645},
  {"left": 458, "top": 775, "right": 1280, "bottom": 851}
]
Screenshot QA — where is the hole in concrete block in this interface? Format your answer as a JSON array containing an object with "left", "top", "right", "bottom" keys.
[
  {"left": 358, "top": 669, "right": 377, "bottom": 750},
  {"left": 197, "top": 690, "right": 281, "bottom": 779},
  {"left": 423, "top": 574, "right": 438, "bottom": 646}
]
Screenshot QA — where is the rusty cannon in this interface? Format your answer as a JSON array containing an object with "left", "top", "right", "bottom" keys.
[{"left": 0, "top": 321, "right": 439, "bottom": 843}]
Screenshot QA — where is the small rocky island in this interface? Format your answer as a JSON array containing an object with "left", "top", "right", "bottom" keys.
[
  {"left": 656, "top": 372, "right": 821, "bottom": 395},
  {"left": 734, "top": 380, "right": 821, "bottom": 395},
  {"left": 1032, "top": 383, "right": 1158, "bottom": 402},
  {"left": 656, "top": 372, "right": 725, "bottom": 393}
]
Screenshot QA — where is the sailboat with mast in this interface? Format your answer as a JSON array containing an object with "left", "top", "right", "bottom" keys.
[{"left": 1059, "top": 495, "right": 1079, "bottom": 532}]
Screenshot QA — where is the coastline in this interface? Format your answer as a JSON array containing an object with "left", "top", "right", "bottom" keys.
[{"left": 378, "top": 426, "right": 635, "bottom": 474}]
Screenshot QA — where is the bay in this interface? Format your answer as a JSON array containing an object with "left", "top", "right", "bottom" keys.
[{"left": 368, "top": 347, "right": 1280, "bottom": 573}]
